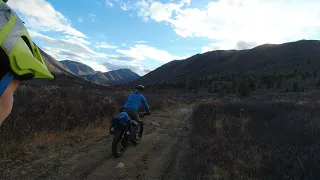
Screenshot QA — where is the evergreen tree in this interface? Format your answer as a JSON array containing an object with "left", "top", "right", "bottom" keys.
[
  {"left": 208, "top": 86, "right": 213, "bottom": 93},
  {"left": 276, "top": 82, "right": 281, "bottom": 89},
  {"left": 238, "top": 82, "right": 251, "bottom": 97},
  {"left": 257, "top": 81, "right": 263, "bottom": 89},
  {"left": 223, "top": 84, "right": 227, "bottom": 90},
  {"left": 313, "top": 71, "right": 318, "bottom": 78},
  {"left": 249, "top": 82, "right": 256, "bottom": 91},
  {"left": 218, "top": 88, "right": 225, "bottom": 97},
  {"left": 293, "top": 82, "right": 298, "bottom": 92},
  {"left": 317, "top": 80, "right": 320, "bottom": 88}
]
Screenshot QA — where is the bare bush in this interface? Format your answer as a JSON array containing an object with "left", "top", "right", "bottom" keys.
[
  {"left": 191, "top": 99, "right": 320, "bottom": 179},
  {"left": 0, "top": 85, "right": 118, "bottom": 143},
  {"left": 0, "top": 85, "right": 182, "bottom": 145}
]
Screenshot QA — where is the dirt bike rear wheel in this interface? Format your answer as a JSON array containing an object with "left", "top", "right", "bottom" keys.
[{"left": 112, "top": 130, "right": 127, "bottom": 158}]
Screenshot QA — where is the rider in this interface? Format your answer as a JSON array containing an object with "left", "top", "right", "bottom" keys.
[
  {"left": 122, "top": 85, "right": 151, "bottom": 122},
  {"left": 0, "top": 0, "right": 54, "bottom": 126}
]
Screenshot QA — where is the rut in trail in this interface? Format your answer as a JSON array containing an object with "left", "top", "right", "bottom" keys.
[
  {"left": 0, "top": 105, "right": 195, "bottom": 180},
  {"left": 85, "top": 106, "right": 193, "bottom": 180}
]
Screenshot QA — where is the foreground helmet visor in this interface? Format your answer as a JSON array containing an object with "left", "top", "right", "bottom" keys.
[{"left": 0, "top": 1, "right": 54, "bottom": 80}]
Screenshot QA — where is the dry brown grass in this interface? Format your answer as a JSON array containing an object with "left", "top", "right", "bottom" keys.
[
  {"left": 0, "top": 85, "right": 118, "bottom": 144},
  {"left": 190, "top": 98, "right": 320, "bottom": 180},
  {"left": 33, "top": 131, "right": 62, "bottom": 144},
  {"left": 0, "top": 85, "right": 183, "bottom": 145},
  {"left": 0, "top": 83, "right": 198, "bottom": 161},
  {"left": 32, "top": 119, "right": 110, "bottom": 146}
]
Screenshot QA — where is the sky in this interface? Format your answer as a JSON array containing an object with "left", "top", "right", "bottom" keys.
[{"left": 7, "top": 0, "right": 320, "bottom": 76}]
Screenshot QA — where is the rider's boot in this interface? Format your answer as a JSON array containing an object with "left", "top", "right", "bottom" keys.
[{"left": 132, "top": 120, "right": 140, "bottom": 140}]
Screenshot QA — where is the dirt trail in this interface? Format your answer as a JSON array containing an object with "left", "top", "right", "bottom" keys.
[{"left": 0, "top": 105, "right": 194, "bottom": 180}]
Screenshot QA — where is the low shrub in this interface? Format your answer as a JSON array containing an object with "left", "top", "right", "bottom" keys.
[{"left": 190, "top": 99, "right": 320, "bottom": 179}]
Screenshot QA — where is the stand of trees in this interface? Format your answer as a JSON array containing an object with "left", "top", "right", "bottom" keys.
[{"left": 124, "top": 69, "right": 319, "bottom": 97}]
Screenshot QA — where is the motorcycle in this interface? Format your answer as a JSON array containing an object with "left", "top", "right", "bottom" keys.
[{"left": 110, "top": 111, "right": 150, "bottom": 158}]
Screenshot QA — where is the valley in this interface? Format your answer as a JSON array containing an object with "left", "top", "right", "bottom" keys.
[{"left": 1, "top": 40, "right": 320, "bottom": 179}]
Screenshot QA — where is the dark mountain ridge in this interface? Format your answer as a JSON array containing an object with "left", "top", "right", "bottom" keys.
[{"left": 136, "top": 40, "right": 320, "bottom": 84}]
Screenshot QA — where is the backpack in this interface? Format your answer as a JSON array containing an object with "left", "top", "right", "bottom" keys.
[
  {"left": 117, "top": 112, "right": 131, "bottom": 124},
  {"left": 110, "top": 112, "right": 131, "bottom": 134}
]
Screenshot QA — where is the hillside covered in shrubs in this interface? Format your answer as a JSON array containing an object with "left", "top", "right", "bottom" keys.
[{"left": 188, "top": 99, "right": 320, "bottom": 179}]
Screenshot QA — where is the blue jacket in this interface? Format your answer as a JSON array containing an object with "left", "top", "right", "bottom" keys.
[{"left": 123, "top": 92, "right": 150, "bottom": 113}]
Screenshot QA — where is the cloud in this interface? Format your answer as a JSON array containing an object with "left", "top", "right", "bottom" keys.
[
  {"left": 105, "top": 1, "right": 114, "bottom": 7},
  {"left": 43, "top": 46, "right": 133, "bottom": 73},
  {"left": 30, "top": 33, "right": 134, "bottom": 70},
  {"left": 118, "top": 0, "right": 189, "bottom": 21},
  {"left": 201, "top": 41, "right": 240, "bottom": 53},
  {"left": 116, "top": 44, "right": 184, "bottom": 63},
  {"left": 133, "top": 0, "right": 190, "bottom": 22},
  {"left": 235, "top": 41, "right": 258, "bottom": 50},
  {"left": 89, "top": 13, "right": 97, "bottom": 17},
  {"left": 8, "top": 0, "right": 137, "bottom": 73},
  {"left": 106, "top": 55, "right": 135, "bottom": 61},
  {"left": 137, "top": 40, "right": 147, "bottom": 43},
  {"left": 170, "top": 38, "right": 179, "bottom": 42},
  {"left": 42, "top": 47, "right": 109, "bottom": 72},
  {"left": 80, "top": 60, "right": 108, "bottom": 72},
  {"left": 121, "top": 5, "right": 128, "bottom": 11},
  {"left": 96, "top": 42, "right": 117, "bottom": 49},
  {"left": 120, "top": 1, "right": 135, "bottom": 11},
  {"left": 64, "top": 35, "right": 92, "bottom": 45},
  {"left": 117, "top": 48, "right": 145, "bottom": 61},
  {"left": 102, "top": 61, "right": 147, "bottom": 75},
  {"left": 30, "top": 31, "right": 106, "bottom": 59},
  {"left": 42, "top": 47, "right": 81, "bottom": 60},
  {"left": 148, "top": 2, "right": 183, "bottom": 22},
  {"left": 136, "top": 0, "right": 152, "bottom": 22},
  {"left": 96, "top": 33, "right": 107, "bottom": 40},
  {"left": 129, "top": 63, "right": 144, "bottom": 75},
  {"left": 143, "top": 68, "right": 152, "bottom": 74},
  {"left": 8, "top": 0, "right": 86, "bottom": 38},
  {"left": 89, "top": 13, "right": 97, "bottom": 21},
  {"left": 42, "top": 46, "right": 136, "bottom": 71},
  {"left": 127, "top": 62, "right": 155, "bottom": 76},
  {"left": 103, "top": 61, "right": 139, "bottom": 72},
  {"left": 201, "top": 40, "right": 263, "bottom": 53},
  {"left": 131, "top": 0, "right": 320, "bottom": 51},
  {"left": 78, "top": 17, "right": 83, "bottom": 23},
  {"left": 103, "top": 61, "right": 126, "bottom": 71}
]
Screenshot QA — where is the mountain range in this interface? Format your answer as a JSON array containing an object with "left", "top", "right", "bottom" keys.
[
  {"left": 38, "top": 39, "right": 320, "bottom": 89},
  {"left": 34, "top": 49, "right": 140, "bottom": 85},
  {"left": 39, "top": 48, "right": 77, "bottom": 77},
  {"left": 135, "top": 40, "right": 320, "bottom": 84},
  {"left": 59, "top": 60, "right": 140, "bottom": 85},
  {"left": 59, "top": 60, "right": 96, "bottom": 76}
]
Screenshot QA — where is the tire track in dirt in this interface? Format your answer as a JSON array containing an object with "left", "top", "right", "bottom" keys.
[
  {"left": 21, "top": 136, "right": 114, "bottom": 180},
  {"left": 85, "top": 106, "right": 193, "bottom": 180},
  {"left": 0, "top": 105, "right": 194, "bottom": 180}
]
